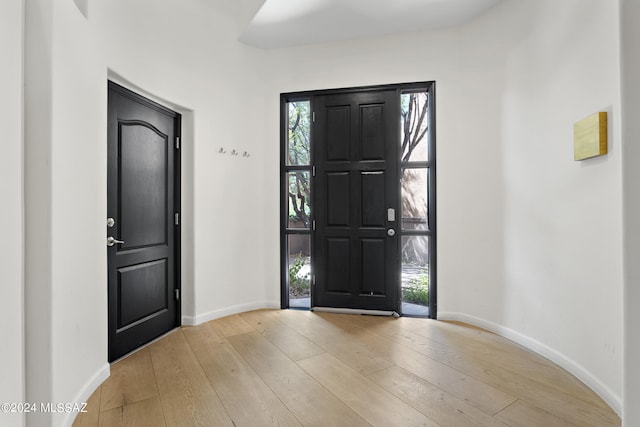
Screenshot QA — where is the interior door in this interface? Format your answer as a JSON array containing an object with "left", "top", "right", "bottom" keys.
[
  {"left": 107, "top": 81, "right": 181, "bottom": 362},
  {"left": 313, "top": 90, "right": 399, "bottom": 312}
]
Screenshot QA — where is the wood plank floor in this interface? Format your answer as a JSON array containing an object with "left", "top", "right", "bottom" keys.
[{"left": 73, "top": 309, "right": 621, "bottom": 427}]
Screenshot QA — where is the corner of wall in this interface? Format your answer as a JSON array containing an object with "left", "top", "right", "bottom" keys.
[
  {"left": 620, "top": 0, "right": 640, "bottom": 424},
  {"left": 61, "top": 364, "right": 109, "bottom": 427}
]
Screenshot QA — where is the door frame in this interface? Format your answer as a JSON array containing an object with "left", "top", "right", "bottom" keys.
[
  {"left": 107, "top": 81, "right": 182, "bottom": 360},
  {"left": 280, "top": 82, "right": 437, "bottom": 318}
]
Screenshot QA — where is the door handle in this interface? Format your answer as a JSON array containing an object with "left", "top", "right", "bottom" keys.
[
  {"left": 387, "top": 228, "right": 396, "bottom": 237},
  {"left": 107, "top": 236, "right": 125, "bottom": 247}
]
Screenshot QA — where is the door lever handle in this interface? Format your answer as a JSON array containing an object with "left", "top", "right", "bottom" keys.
[{"left": 107, "top": 236, "right": 125, "bottom": 247}]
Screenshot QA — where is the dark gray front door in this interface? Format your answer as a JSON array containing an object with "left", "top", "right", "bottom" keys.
[
  {"left": 313, "top": 90, "right": 399, "bottom": 312},
  {"left": 107, "top": 81, "right": 181, "bottom": 361}
]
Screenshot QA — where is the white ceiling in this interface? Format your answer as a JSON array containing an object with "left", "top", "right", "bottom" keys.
[{"left": 239, "top": 0, "right": 502, "bottom": 49}]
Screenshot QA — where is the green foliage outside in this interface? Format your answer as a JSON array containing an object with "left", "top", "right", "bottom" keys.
[
  {"left": 289, "top": 254, "right": 310, "bottom": 297},
  {"left": 402, "top": 266, "right": 429, "bottom": 306}
]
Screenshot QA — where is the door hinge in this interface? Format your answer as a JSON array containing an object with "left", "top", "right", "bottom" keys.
[
  {"left": 312, "top": 220, "right": 316, "bottom": 231},
  {"left": 312, "top": 111, "right": 316, "bottom": 122},
  {"left": 312, "top": 166, "right": 316, "bottom": 177},
  {"left": 175, "top": 289, "right": 180, "bottom": 300},
  {"left": 175, "top": 136, "right": 180, "bottom": 150},
  {"left": 313, "top": 275, "right": 316, "bottom": 286},
  {"left": 174, "top": 212, "right": 180, "bottom": 226}
]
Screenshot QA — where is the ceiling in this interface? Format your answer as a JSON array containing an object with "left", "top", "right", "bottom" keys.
[{"left": 239, "top": 0, "right": 502, "bottom": 49}]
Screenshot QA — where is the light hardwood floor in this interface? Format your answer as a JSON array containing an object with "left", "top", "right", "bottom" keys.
[{"left": 73, "top": 309, "right": 621, "bottom": 427}]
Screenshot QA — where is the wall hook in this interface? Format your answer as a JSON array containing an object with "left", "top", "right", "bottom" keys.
[
  {"left": 242, "top": 151, "right": 250, "bottom": 158},
  {"left": 219, "top": 147, "right": 226, "bottom": 154},
  {"left": 231, "top": 149, "right": 238, "bottom": 156}
]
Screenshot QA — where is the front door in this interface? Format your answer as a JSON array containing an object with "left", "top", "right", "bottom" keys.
[
  {"left": 107, "top": 81, "right": 181, "bottom": 362},
  {"left": 313, "top": 90, "right": 399, "bottom": 312}
]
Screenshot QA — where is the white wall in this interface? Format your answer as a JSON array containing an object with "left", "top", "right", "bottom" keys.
[
  {"left": 49, "top": 2, "right": 109, "bottom": 425},
  {"left": 0, "top": 1, "right": 25, "bottom": 426},
  {"left": 497, "top": 0, "right": 623, "bottom": 410},
  {"left": 264, "top": 0, "right": 623, "bottom": 413},
  {"left": 24, "top": 0, "right": 54, "bottom": 424},
  {"left": 24, "top": 1, "right": 109, "bottom": 425},
  {"left": 621, "top": 0, "right": 640, "bottom": 425}
]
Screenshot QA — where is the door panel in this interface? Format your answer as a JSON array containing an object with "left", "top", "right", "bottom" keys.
[
  {"left": 361, "top": 239, "right": 386, "bottom": 294},
  {"left": 326, "top": 107, "right": 350, "bottom": 161},
  {"left": 314, "top": 90, "right": 399, "bottom": 311},
  {"left": 119, "top": 123, "right": 168, "bottom": 249},
  {"left": 118, "top": 259, "right": 168, "bottom": 328},
  {"left": 326, "top": 238, "right": 351, "bottom": 293},
  {"left": 361, "top": 172, "right": 385, "bottom": 226},
  {"left": 327, "top": 172, "right": 350, "bottom": 226},
  {"left": 108, "top": 81, "right": 180, "bottom": 362},
  {"left": 360, "top": 105, "right": 385, "bottom": 160}
]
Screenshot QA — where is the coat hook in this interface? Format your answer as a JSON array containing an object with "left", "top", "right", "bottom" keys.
[
  {"left": 242, "top": 151, "right": 250, "bottom": 158},
  {"left": 231, "top": 149, "right": 238, "bottom": 156},
  {"left": 219, "top": 147, "right": 226, "bottom": 154}
]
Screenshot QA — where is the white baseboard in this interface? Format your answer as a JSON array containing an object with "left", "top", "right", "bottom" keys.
[
  {"left": 437, "top": 311, "right": 622, "bottom": 416},
  {"left": 182, "top": 300, "right": 281, "bottom": 326},
  {"left": 63, "top": 363, "right": 110, "bottom": 427}
]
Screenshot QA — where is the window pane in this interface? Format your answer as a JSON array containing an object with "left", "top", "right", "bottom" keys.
[
  {"left": 287, "top": 101, "right": 311, "bottom": 165},
  {"left": 400, "top": 92, "right": 429, "bottom": 162},
  {"left": 288, "top": 235, "right": 310, "bottom": 308},
  {"left": 401, "top": 236, "right": 429, "bottom": 315},
  {"left": 401, "top": 168, "right": 429, "bottom": 231},
  {"left": 287, "top": 171, "right": 311, "bottom": 228}
]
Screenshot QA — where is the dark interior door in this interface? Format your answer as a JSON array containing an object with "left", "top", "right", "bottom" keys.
[
  {"left": 313, "top": 90, "right": 399, "bottom": 312},
  {"left": 107, "top": 82, "right": 181, "bottom": 362}
]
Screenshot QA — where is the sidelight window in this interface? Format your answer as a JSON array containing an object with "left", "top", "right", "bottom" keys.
[
  {"left": 400, "top": 89, "right": 436, "bottom": 317},
  {"left": 282, "top": 99, "right": 312, "bottom": 309}
]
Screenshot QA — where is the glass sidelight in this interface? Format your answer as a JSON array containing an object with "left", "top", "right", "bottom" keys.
[
  {"left": 287, "top": 101, "right": 311, "bottom": 165},
  {"left": 400, "top": 88, "right": 435, "bottom": 317},
  {"left": 401, "top": 236, "right": 430, "bottom": 315},
  {"left": 401, "top": 168, "right": 429, "bottom": 231},
  {"left": 282, "top": 98, "right": 312, "bottom": 309},
  {"left": 400, "top": 91, "right": 429, "bottom": 162},
  {"left": 287, "top": 171, "right": 311, "bottom": 228},
  {"left": 288, "top": 235, "right": 311, "bottom": 308}
]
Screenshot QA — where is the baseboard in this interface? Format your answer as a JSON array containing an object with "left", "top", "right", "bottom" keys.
[
  {"left": 182, "top": 300, "right": 281, "bottom": 326},
  {"left": 63, "top": 363, "right": 110, "bottom": 427},
  {"left": 437, "top": 311, "right": 622, "bottom": 416}
]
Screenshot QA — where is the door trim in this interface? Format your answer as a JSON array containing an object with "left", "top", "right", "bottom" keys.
[{"left": 280, "top": 82, "right": 437, "bottom": 318}]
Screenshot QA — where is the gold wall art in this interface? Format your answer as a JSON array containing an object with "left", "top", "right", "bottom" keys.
[{"left": 574, "top": 112, "right": 607, "bottom": 161}]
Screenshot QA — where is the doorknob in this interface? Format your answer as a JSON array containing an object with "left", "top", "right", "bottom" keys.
[
  {"left": 387, "top": 228, "right": 396, "bottom": 237},
  {"left": 107, "top": 236, "right": 125, "bottom": 247}
]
